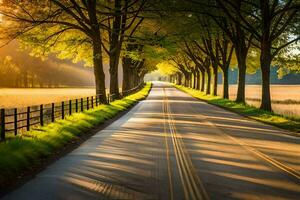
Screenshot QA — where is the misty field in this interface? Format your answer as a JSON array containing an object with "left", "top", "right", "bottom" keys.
[
  {"left": 218, "top": 85, "right": 300, "bottom": 118},
  {"left": 0, "top": 88, "right": 96, "bottom": 108}
]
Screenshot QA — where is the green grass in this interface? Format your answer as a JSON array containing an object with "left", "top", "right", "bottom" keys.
[
  {"left": 0, "top": 83, "right": 152, "bottom": 184},
  {"left": 174, "top": 84, "right": 300, "bottom": 133}
]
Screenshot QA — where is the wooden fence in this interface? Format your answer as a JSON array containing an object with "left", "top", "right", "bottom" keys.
[{"left": 0, "top": 83, "right": 144, "bottom": 141}]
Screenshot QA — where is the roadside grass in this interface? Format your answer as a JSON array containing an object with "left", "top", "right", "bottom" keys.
[
  {"left": 0, "top": 83, "right": 152, "bottom": 185},
  {"left": 174, "top": 84, "right": 300, "bottom": 133}
]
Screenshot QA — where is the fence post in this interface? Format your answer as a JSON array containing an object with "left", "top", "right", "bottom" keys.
[
  {"left": 81, "top": 98, "right": 83, "bottom": 111},
  {"left": 40, "top": 105, "right": 43, "bottom": 126},
  {"left": 87, "top": 97, "right": 89, "bottom": 110},
  {"left": 91, "top": 96, "right": 94, "bottom": 109},
  {"left": 51, "top": 103, "right": 55, "bottom": 122},
  {"left": 62, "top": 102, "right": 65, "bottom": 119},
  {"left": 76, "top": 99, "right": 78, "bottom": 112},
  {"left": 27, "top": 107, "right": 30, "bottom": 131},
  {"left": 1, "top": 109, "right": 5, "bottom": 141},
  {"left": 14, "top": 108, "right": 17, "bottom": 136},
  {"left": 96, "top": 95, "right": 98, "bottom": 106},
  {"left": 69, "top": 100, "right": 72, "bottom": 115}
]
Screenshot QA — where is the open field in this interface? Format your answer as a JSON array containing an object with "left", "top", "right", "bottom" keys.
[
  {"left": 178, "top": 84, "right": 300, "bottom": 133},
  {"left": 0, "top": 88, "right": 96, "bottom": 108},
  {"left": 0, "top": 85, "right": 299, "bottom": 118},
  {"left": 218, "top": 84, "right": 300, "bottom": 118}
]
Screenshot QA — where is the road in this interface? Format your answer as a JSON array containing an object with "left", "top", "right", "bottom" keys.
[{"left": 3, "top": 82, "right": 300, "bottom": 200}]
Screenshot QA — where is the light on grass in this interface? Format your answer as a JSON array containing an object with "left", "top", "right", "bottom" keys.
[{"left": 0, "top": 83, "right": 152, "bottom": 185}]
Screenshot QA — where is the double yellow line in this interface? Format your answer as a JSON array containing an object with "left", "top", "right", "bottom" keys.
[{"left": 162, "top": 88, "right": 209, "bottom": 200}]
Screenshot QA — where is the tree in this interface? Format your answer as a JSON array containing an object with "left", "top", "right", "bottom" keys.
[
  {"left": 0, "top": 0, "right": 123, "bottom": 103},
  {"left": 217, "top": 0, "right": 300, "bottom": 110},
  {"left": 215, "top": 33, "right": 234, "bottom": 99},
  {"left": 101, "top": 0, "right": 147, "bottom": 98}
]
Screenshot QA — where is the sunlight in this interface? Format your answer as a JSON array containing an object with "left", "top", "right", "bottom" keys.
[
  {"left": 0, "top": 0, "right": 299, "bottom": 198},
  {"left": 208, "top": 171, "right": 300, "bottom": 192},
  {"left": 199, "top": 157, "right": 271, "bottom": 171}
]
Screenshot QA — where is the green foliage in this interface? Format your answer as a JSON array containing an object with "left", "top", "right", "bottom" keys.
[
  {"left": 19, "top": 27, "right": 94, "bottom": 67},
  {"left": 156, "top": 61, "right": 178, "bottom": 75},
  {"left": 274, "top": 42, "right": 300, "bottom": 76},
  {"left": 0, "top": 82, "right": 152, "bottom": 185},
  {"left": 246, "top": 48, "right": 260, "bottom": 74}
]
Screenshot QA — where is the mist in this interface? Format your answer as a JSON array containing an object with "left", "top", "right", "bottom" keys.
[{"left": 0, "top": 41, "right": 117, "bottom": 88}]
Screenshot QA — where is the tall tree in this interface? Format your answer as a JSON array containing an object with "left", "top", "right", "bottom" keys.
[
  {"left": 217, "top": 0, "right": 300, "bottom": 110},
  {"left": 215, "top": 33, "right": 234, "bottom": 99},
  {"left": 0, "top": 0, "right": 109, "bottom": 103},
  {"left": 101, "top": 0, "right": 147, "bottom": 98}
]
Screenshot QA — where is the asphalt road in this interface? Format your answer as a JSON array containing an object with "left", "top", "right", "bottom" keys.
[{"left": 3, "top": 82, "right": 300, "bottom": 200}]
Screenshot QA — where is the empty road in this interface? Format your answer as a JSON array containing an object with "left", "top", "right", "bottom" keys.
[{"left": 3, "top": 82, "right": 300, "bottom": 200}]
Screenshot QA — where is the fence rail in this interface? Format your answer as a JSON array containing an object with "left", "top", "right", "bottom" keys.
[{"left": 0, "top": 83, "right": 144, "bottom": 141}]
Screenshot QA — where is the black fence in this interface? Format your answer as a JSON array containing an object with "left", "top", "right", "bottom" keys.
[{"left": 0, "top": 83, "right": 144, "bottom": 141}]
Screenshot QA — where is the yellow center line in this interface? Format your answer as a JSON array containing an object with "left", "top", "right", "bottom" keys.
[
  {"left": 163, "top": 87, "right": 210, "bottom": 200},
  {"left": 162, "top": 89, "right": 174, "bottom": 200},
  {"left": 168, "top": 102, "right": 208, "bottom": 200}
]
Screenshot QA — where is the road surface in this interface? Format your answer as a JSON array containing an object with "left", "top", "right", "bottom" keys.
[{"left": 3, "top": 82, "right": 300, "bottom": 200}]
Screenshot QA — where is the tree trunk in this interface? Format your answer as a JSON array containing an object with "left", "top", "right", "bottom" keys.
[
  {"left": 176, "top": 72, "right": 182, "bottom": 85},
  {"left": 196, "top": 70, "right": 200, "bottom": 90},
  {"left": 206, "top": 69, "right": 211, "bottom": 95},
  {"left": 234, "top": 26, "right": 248, "bottom": 103},
  {"left": 259, "top": 1, "right": 272, "bottom": 111},
  {"left": 184, "top": 73, "right": 188, "bottom": 87},
  {"left": 92, "top": 36, "right": 107, "bottom": 104},
  {"left": 109, "top": 54, "right": 120, "bottom": 99},
  {"left": 193, "top": 71, "right": 197, "bottom": 89},
  {"left": 177, "top": 73, "right": 182, "bottom": 85},
  {"left": 189, "top": 74, "right": 192, "bottom": 87},
  {"left": 222, "top": 67, "right": 229, "bottom": 99},
  {"left": 122, "top": 57, "right": 132, "bottom": 92},
  {"left": 260, "top": 45, "right": 272, "bottom": 111},
  {"left": 109, "top": 0, "right": 123, "bottom": 99},
  {"left": 200, "top": 69, "right": 205, "bottom": 92},
  {"left": 133, "top": 69, "right": 139, "bottom": 87},
  {"left": 236, "top": 57, "right": 246, "bottom": 103},
  {"left": 212, "top": 64, "right": 218, "bottom": 96}
]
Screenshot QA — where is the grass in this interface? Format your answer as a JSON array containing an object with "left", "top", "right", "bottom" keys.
[
  {"left": 174, "top": 84, "right": 300, "bottom": 133},
  {"left": 0, "top": 82, "right": 152, "bottom": 185}
]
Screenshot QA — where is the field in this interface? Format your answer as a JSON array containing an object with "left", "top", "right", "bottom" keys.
[
  {"left": 217, "top": 85, "right": 300, "bottom": 118},
  {"left": 0, "top": 88, "right": 96, "bottom": 108},
  {"left": 0, "top": 85, "right": 300, "bottom": 118}
]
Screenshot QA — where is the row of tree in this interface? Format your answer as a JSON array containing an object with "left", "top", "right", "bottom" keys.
[
  {"left": 156, "top": 0, "right": 299, "bottom": 112},
  {"left": 0, "top": 0, "right": 161, "bottom": 103},
  {"left": 0, "top": 0, "right": 298, "bottom": 111}
]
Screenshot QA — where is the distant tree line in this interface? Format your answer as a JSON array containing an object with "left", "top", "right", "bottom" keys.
[
  {"left": 0, "top": 56, "right": 95, "bottom": 88},
  {"left": 223, "top": 67, "right": 300, "bottom": 85}
]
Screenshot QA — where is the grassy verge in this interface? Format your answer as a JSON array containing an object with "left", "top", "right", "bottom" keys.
[
  {"left": 174, "top": 84, "right": 300, "bottom": 133},
  {"left": 0, "top": 82, "right": 152, "bottom": 185}
]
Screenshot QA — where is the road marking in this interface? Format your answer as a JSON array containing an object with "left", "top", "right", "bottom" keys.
[
  {"left": 163, "top": 87, "right": 210, "bottom": 200},
  {"left": 204, "top": 120, "right": 300, "bottom": 181},
  {"left": 162, "top": 90, "right": 174, "bottom": 200}
]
